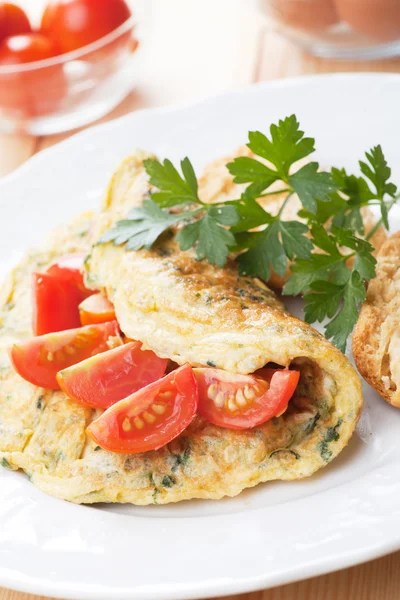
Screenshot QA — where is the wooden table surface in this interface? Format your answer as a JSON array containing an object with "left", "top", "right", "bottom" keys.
[{"left": 2, "top": 1, "right": 400, "bottom": 599}]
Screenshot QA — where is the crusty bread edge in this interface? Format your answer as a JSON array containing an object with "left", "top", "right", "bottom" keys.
[{"left": 353, "top": 231, "right": 400, "bottom": 407}]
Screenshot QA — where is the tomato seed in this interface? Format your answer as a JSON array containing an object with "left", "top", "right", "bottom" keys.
[
  {"left": 143, "top": 411, "right": 156, "bottom": 424},
  {"left": 134, "top": 417, "right": 145, "bottom": 429},
  {"left": 122, "top": 418, "right": 131, "bottom": 432}
]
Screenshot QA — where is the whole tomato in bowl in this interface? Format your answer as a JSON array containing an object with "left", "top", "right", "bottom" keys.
[
  {"left": 41, "top": 0, "right": 132, "bottom": 54},
  {"left": 41, "top": 0, "right": 134, "bottom": 84},
  {"left": 0, "top": 0, "right": 138, "bottom": 133},
  {"left": 0, "top": 32, "right": 66, "bottom": 119},
  {"left": 0, "top": 2, "right": 31, "bottom": 42}
]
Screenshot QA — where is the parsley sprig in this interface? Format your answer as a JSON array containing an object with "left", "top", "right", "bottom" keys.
[{"left": 99, "top": 115, "right": 398, "bottom": 352}]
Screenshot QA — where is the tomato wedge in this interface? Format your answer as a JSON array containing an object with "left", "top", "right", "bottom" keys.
[
  {"left": 194, "top": 368, "right": 300, "bottom": 430},
  {"left": 87, "top": 364, "right": 198, "bottom": 454},
  {"left": 79, "top": 293, "right": 116, "bottom": 326},
  {"left": 10, "top": 321, "right": 121, "bottom": 389},
  {"left": 57, "top": 341, "right": 168, "bottom": 409},
  {"left": 33, "top": 254, "right": 95, "bottom": 335},
  {"left": 47, "top": 254, "right": 92, "bottom": 298},
  {"left": 32, "top": 272, "right": 82, "bottom": 335}
]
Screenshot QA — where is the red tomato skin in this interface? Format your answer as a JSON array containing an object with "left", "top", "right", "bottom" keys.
[
  {"left": 79, "top": 293, "right": 116, "bottom": 326},
  {"left": 10, "top": 321, "right": 120, "bottom": 389},
  {"left": 0, "top": 33, "right": 59, "bottom": 65},
  {"left": 195, "top": 368, "right": 300, "bottom": 430},
  {"left": 33, "top": 254, "right": 94, "bottom": 335},
  {"left": 87, "top": 364, "right": 198, "bottom": 454},
  {"left": 41, "top": 0, "right": 132, "bottom": 54},
  {"left": 57, "top": 342, "right": 168, "bottom": 409},
  {"left": 0, "top": 3, "right": 31, "bottom": 43},
  {"left": 32, "top": 272, "right": 82, "bottom": 336},
  {"left": 47, "top": 253, "right": 92, "bottom": 299}
]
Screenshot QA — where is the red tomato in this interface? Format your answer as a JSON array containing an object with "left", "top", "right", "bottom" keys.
[
  {"left": 41, "top": 0, "right": 132, "bottom": 54},
  {"left": 0, "top": 33, "right": 66, "bottom": 118},
  {"left": 0, "top": 33, "right": 59, "bottom": 65},
  {"left": 47, "top": 253, "right": 92, "bottom": 298},
  {"left": 32, "top": 272, "right": 82, "bottom": 336},
  {"left": 57, "top": 341, "right": 168, "bottom": 409},
  {"left": 10, "top": 321, "right": 121, "bottom": 389},
  {"left": 0, "top": 3, "right": 31, "bottom": 43},
  {"left": 79, "top": 293, "right": 116, "bottom": 326},
  {"left": 87, "top": 364, "right": 198, "bottom": 454},
  {"left": 194, "top": 368, "right": 300, "bottom": 430},
  {"left": 33, "top": 254, "right": 94, "bottom": 336}
]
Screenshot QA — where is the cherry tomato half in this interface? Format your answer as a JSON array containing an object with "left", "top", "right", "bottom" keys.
[
  {"left": 194, "top": 368, "right": 300, "bottom": 430},
  {"left": 47, "top": 253, "right": 92, "bottom": 298},
  {"left": 33, "top": 255, "right": 94, "bottom": 336},
  {"left": 32, "top": 272, "right": 82, "bottom": 336},
  {"left": 87, "top": 364, "right": 198, "bottom": 454},
  {"left": 0, "top": 3, "right": 31, "bottom": 43},
  {"left": 57, "top": 341, "right": 168, "bottom": 409},
  {"left": 41, "top": 0, "right": 132, "bottom": 54},
  {"left": 10, "top": 321, "right": 121, "bottom": 389},
  {"left": 79, "top": 293, "right": 116, "bottom": 326}
]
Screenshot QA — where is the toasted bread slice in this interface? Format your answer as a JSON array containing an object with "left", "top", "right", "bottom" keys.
[{"left": 353, "top": 232, "right": 400, "bottom": 406}]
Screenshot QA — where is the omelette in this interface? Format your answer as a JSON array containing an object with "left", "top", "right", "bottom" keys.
[{"left": 0, "top": 150, "right": 363, "bottom": 505}]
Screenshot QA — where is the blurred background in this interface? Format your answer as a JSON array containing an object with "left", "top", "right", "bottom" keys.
[
  {"left": 1, "top": 0, "right": 400, "bottom": 178},
  {"left": 0, "top": 0, "right": 400, "bottom": 149}
]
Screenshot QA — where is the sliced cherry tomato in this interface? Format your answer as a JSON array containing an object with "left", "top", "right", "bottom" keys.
[
  {"left": 0, "top": 3, "right": 31, "bottom": 43},
  {"left": 10, "top": 321, "right": 121, "bottom": 389},
  {"left": 57, "top": 341, "right": 168, "bottom": 409},
  {"left": 87, "top": 364, "right": 198, "bottom": 454},
  {"left": 47, "top": 253, "right": 92, "bottom": 299},
  {"left": 33, "top": 254, "right": 94, "bottom": 335},
  {"left": 194, "top": 368, "right": 300, "bottom": 430},
  {"left": 79, "top": 293, "right": 116, "bottom": 326},
  {"left": 32, "top": 272, "right": 82, "bottom": 336},
  {"left": 41, "top": 0, "right": 131, "bottom": 54}
]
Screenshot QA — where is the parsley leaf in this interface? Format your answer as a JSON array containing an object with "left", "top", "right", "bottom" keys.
[
  {"left": 98, "top": 199, "right": 182, "bottom": 250},
  {"left": 289, "top": 162, "right": 338, "bottom": 213},
  {"left": 283, "top": 225, "right": 350, "bottom": 296},
  {"left": 332, "top": 227, "right": 376, "bottom": 279},
  {"left": 237, "top": 219, "right": 312, "bottom": 281},
  {"left": 237, "top": 223, "right": 287, "bottom": 280},
  {"left": 144, "top": 157, "right": 200, "bottom": 207},
  {"left": 226, "top": 157, "right": 279, "bottom": 198},
  {"left": 177, "top": 205, "right": 238, "bottom": 267},
  {"left": 324, "top": 271, "right": 366, "bottom": 352},
  {"left": 279, "top": 221, "right": 313, "bottom": 260},
  {"left": 304, "top": 271, "right": 366, "bottom": 352},
  {"left": 298, "top": 193, "right": 348, "bottom": 226},
  {"left": 228, "top": 196, "right": 273, "bottom": 233},
  {"left": 359, "top": 145, "right": 397, "bottom": 228},
  {"left": 247, "top": 115, "right": 315, "bottom": 178},
  {"left": 226, "top": 115, "right": 315, "bottom": 197}
]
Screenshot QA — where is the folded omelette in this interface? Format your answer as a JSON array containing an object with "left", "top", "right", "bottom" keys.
[{"left": 0, "top": 151, "right": 363, "bottom": 504}]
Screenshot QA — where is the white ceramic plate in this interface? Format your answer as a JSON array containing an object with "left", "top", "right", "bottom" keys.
[{"left": 1, "top": 74, "right": 400, "bottom": 600}]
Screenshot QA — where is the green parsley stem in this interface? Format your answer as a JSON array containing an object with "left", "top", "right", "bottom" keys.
[
  {"left": 258, "top": 188, "right": 291, "bottom": 199},
  {"left": 277, "top": 192, "right": 294, "bottom": 219},
  {"left": 365, "top": 198, "right": 398, "bottom": 241}
]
